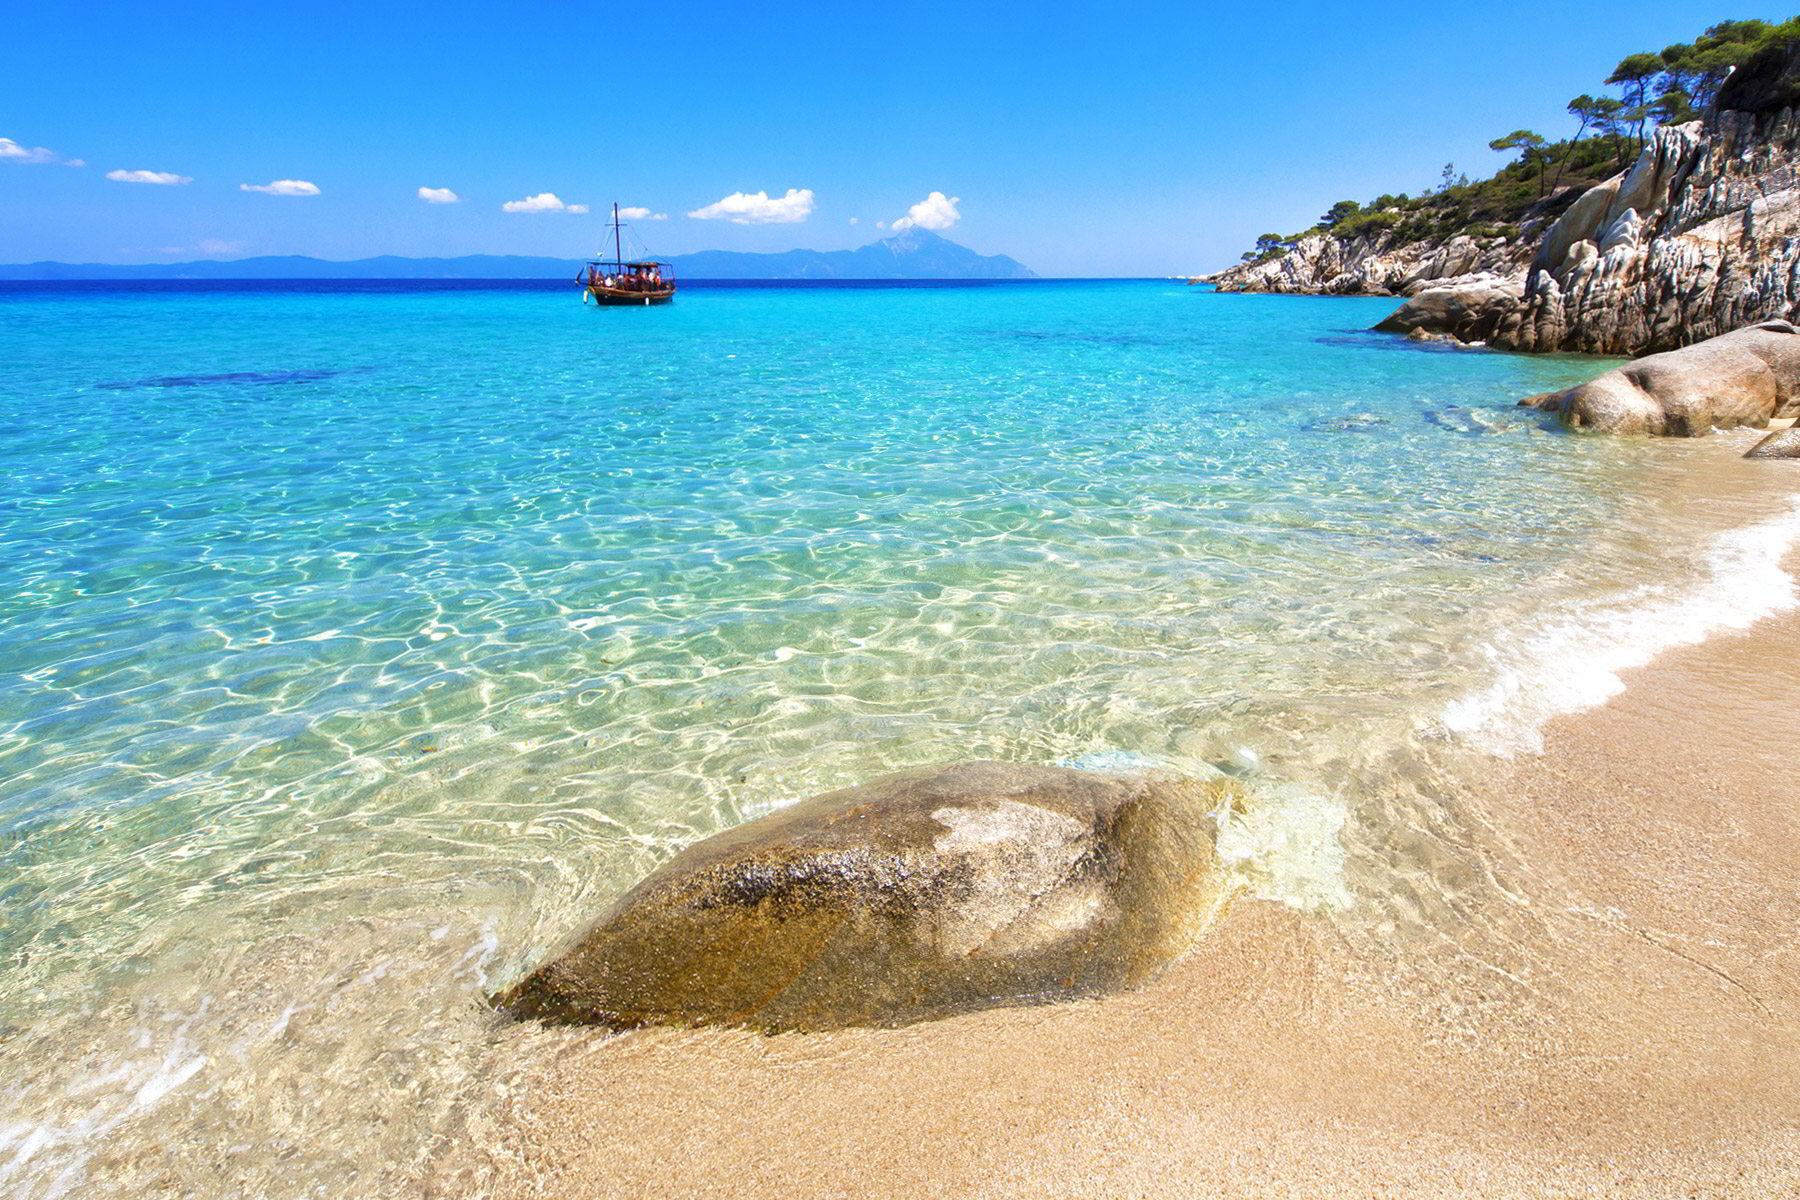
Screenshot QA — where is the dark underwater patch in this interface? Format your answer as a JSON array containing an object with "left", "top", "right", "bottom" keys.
[{"left": 97, "top": 369, "right": 344, "bottom": 390}]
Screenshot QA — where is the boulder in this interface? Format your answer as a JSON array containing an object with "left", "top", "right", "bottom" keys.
[
  {"left": 1519, "top": 322, "right": 1800, "bottom": 436},
  {"left": 1372, "top": 273, "right": 1523, "bottom": 344},
  {"left": 497, "top": 762, "right": 1228, "bottom": 1032},
  {"left": 1745, "top": 426, "right": 1800, "bottom": 458}
]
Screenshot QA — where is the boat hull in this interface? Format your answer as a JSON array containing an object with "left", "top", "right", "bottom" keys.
[{"left": 586, "top": 285, "right": 676, "bottom": 306}]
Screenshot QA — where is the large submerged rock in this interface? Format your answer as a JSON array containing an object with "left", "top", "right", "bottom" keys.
[
  {"left": 1520, "top": 321, "right": 1800, "bottom": 435},
  {"left": 497, "top": 762, "right": 1228, "bottom": 1032},
  {"left": 1745, "top": 425, "right": 1800, "bottom": 457}
]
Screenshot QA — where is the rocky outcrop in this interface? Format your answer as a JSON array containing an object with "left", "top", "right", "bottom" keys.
[
  {"left": 1370, "top": 273, "right": 1525, "bottom": 343},
  {"left": 1208, "top": 231, "right": 1528, "bottom": 297},
  {"left": 497, "top": 762, "right": 1228, "bottom": 1032},
  {"left": 1519, "top": 321, "right": 1800, "bottom": 434},
  {"left": 1496, "top": 111, "right": 1800, "bottom": 354},
  {"left": 1373, "top": 99, "right": 1800, "bottom": 354},
  {"left": 1228, "top": 40, "right": 1800, "bottom": 357}
]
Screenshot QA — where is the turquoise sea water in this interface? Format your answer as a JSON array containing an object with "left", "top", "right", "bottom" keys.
[{"left": 2, "top": 279, "right": 1796, "bottom": 1195}]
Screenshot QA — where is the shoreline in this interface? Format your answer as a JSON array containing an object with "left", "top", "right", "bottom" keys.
[
  {"left": 486, "top": 489, "right": 1800, "bottom": 1199},
  {"left": 8, "top": 285, "right": 1796, "bottom": 1198}
]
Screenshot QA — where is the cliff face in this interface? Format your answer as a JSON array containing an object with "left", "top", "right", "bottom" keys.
[
  {"left": 1225, "top": 51, "right": 1800, "bottom": 357},
  {"left": 1208, "top": 230, "right": 1529, "bottom": 297},
  {"left": 1494, "top": 109, "right": 1800, "bottom": 353}
]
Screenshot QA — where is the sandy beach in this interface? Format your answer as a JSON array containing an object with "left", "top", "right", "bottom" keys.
[
  {"left": 20, "top": 283, "right": 1796, "bottom": 1200},
  {"left": 483, "top": 564, "right": 1800, "bottom": 1199}
]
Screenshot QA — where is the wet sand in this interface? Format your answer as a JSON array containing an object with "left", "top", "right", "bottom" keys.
[{"left": 485, "top": 595, "right": 1800, "bottom": 1198}]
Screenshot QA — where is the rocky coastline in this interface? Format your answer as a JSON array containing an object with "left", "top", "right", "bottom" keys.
[
  {"left": 1209, "top": 49, "right": 1800, "bottom": 361},
  {"left": 1207, "top": 229, "right": 1530, "bottom": 301}
]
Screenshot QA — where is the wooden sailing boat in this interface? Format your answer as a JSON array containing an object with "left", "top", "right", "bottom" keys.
[{"left": 579, "top": 203, "right": 676, "bottom": 306}]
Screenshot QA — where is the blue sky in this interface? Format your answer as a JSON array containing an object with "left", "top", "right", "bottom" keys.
[{"left": 0, "top": 1, "right": 1761, "bottom": 275}]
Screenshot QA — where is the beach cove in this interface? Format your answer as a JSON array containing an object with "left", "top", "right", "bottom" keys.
[
  {"left": 487, "top": 444, "right": 1800, "bottom": 1199},
  {"left": 489, "top": 592, "right": 1800, "bottom": 1198},
  {"left": 2, "top": 279, "right": 1797, "bottom": 1196}
]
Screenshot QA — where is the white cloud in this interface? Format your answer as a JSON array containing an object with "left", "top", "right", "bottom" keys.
[
  {"left": 617, "top": 206, "right": 667, "bottom": 220},
  {"left": 417, "top": 186, "right": 460, "bottom": 204},
  {"left": 892, "top": 191, "right": 961, "bottom": 232},
  {"left": 1, "top": 137, "right": 62, "bottom": 164},
  {"left": 241, "top": 179, "right": 320, "bottom": 196},
  {"left": 687, "top": 188, "right": 814, "bottom": 224},
  {"left": 502, "top": 192, "right": 587, "bottom": 214},
  {"left": 66, "top": 159, "right": 86, "bottom": 168},
  {"left": 107, "top": 168, "right": 192, "bottom": 185},
  {"left": 848, "top": 217, "right": 860, "bottom": 225}
]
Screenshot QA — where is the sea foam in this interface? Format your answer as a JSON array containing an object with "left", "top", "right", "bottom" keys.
[{"left": 1443, "top": 495, "right": 1800, "bottom": 754}]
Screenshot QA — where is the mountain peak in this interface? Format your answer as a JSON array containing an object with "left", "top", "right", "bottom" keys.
[
  {"left": 663, "top": 231, "right": 1036, "bottom": 280},
  {"left": 879, "top": 226, "right": 947, "bottom": 248}
]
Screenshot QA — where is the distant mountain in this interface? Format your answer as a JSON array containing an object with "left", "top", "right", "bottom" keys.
[
  {"left": 665, "top": 229, "right": 1036, "bottom": 280},
  {"left": 0, "top": 230, "right": 1036, "bottom": 281},
  {"left": 0, "top": 254, "right": 577, "bottom": 281}
]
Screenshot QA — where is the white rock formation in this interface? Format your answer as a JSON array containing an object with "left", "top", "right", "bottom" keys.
[
  {"left": 1209, "top": 231, "right": 1528, "bottom": 297},
  {"left": 1499, "top": 110, "right": 1800, "bottom": 353},
  {"left": 1218, "top": 87, "right": 1800, "bottom": 357}
]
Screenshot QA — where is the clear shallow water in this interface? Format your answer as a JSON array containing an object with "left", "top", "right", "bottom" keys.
[{"left": 1, "top": 279, "right": 1795, "bottom": 1195}]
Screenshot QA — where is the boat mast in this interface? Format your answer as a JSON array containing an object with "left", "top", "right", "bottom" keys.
[{"left": 612, "top": 202, "right": 623, "bottom": 268}]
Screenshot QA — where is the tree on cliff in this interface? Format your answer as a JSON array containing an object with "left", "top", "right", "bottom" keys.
[
  {"left": 1222, "top": 13, "right": 1800, "bottom": 271},
  {"left": 1241, "top": 234, "right": 1287, "bottom": 263},
  {"left": 1552, "top": 95, "right": 1623, "bottom": 190},
  {"left": 1488, "top": 130, "right": 1550, "bottom": 196},
  {"left": 1660, "top": 19, "right": 1779, "bottom": 108},
  {"left": 1652, "top": 85, "right": 1698, "bottom": 126},
  {"left": 1606, "top": 52, "right": 1663, "bottom": 153}
]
